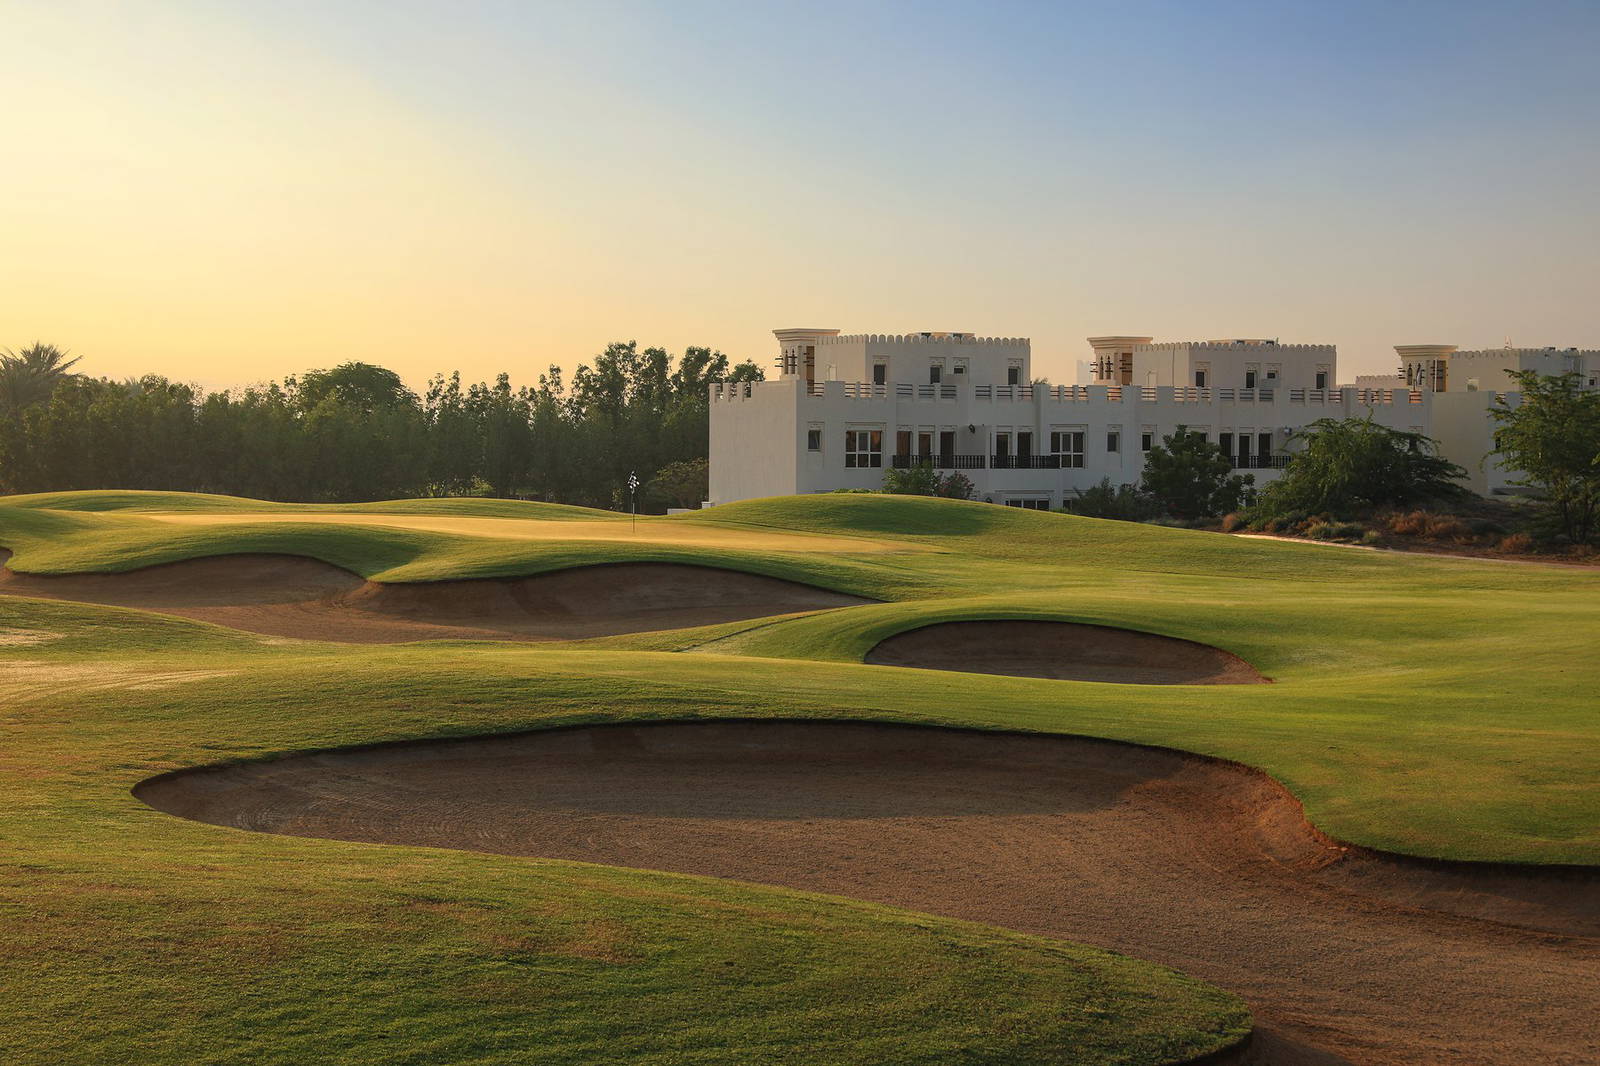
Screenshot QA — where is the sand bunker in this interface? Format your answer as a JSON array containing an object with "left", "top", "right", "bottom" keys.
[
  {"left": 138, "top": 720, "right": 1599, "bottom": 1065},
  {"left": 0, "top": 556, "right": 870, "bottom": 643},
  {"left": 865, "top": 620, "right": 1267, "bottom": 684}
]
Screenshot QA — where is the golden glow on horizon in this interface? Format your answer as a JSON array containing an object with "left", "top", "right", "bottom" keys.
[{"left": 3, "top": 4, "right": 1597, "bottom": 391}]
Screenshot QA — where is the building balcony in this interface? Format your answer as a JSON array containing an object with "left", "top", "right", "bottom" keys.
[
  {"left": 990, "top": 455, "right": 1062, "bottom": 469},
  {"left": 1231, "top": 455, "right": 1291, "bottom": 469},
  {"left": 890, "top": 453, "right": 987, "bottom": 470}
]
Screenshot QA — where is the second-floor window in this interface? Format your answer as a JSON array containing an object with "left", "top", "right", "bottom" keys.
[
  {"left": 1245, "top": 370, "right": 1257, "bottom": 389},
  {"left": 845, "top": 429, "right": 883, "bottom": 468},
  {"left": 1008, "top": 366, "right": 1021, "bottom": 386},
  {"left": 929, "top": 362, "right": 943, "bottom": 384},
  {"left": 872, "top": 364, "right": 886, "bottom": 385},
  {"left": 1107, "top": 429, "right": 1121, "bottom": 453},
  {"left": 807, "top": 428, "right": 822, "bottom": 452},
  {"left": 1315, "top": 370, "right": 1328, "bottom": 390},
  {"left": 1194, "top": 370, "right": 1208, "bottom": 388},
  {"left": 1051, "top": 429, "right": 1086, "bottom": 468}
]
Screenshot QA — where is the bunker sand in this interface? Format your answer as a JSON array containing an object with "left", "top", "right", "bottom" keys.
[
  {"left": 866, "top": 619, "right": 1268, "bottom": 684},
  {"left": 0, "top": 556, "right": 871, "bottom": 643},
  {"left": 137, "top": 510, "right": 925, "bottom": 554},
  {"left": 138, "top": 721, "right": 1600, "bottom": 1066}
]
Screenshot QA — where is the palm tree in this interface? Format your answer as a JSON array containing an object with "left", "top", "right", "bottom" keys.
[{"left": 0, "top": 343, "right": 81, "bottom": 414}]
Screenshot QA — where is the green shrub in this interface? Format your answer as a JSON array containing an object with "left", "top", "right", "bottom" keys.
[
  {"left": 1140, "top": 428, "right": 1254, "bottom": 519},
  {"left": 1064, "top": 478, "right": 1161, "bottom": 521},
  {"left": 1252, "top": 417, "right": 1469, "bottom": 524}
]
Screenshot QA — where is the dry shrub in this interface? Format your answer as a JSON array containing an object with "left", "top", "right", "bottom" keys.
[
  {"left": 1423, "top": 514, "right": 1472, "bottom": 542},
  {"left": 1220, "top": 512, "right": 1245, "bottom": 533},
  {"left": 1387, "top": 510, "right": 1430, "bottom": 537},
  {"left": 1387, "top": 510, "right": 1473, "bottom": 542},
  {"left": 1498, "top": 532, "right": 1535, "bottom": 554}
]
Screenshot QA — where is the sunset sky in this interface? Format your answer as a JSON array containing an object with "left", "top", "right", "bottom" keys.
[{"left": 4, "top": 1, "right": 1597, "bottom": 392}]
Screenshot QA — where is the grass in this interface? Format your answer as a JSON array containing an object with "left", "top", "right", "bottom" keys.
[{"left": 5, "top": 488, "right": 1600, "bottom": 1064}]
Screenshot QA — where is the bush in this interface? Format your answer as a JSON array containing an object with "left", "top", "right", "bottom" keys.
[
  {"left": 1064, "top": 478, "right": 1162, "bottom": 521},
  {"left": 937, "top": 471, "right": 976, "bottom": 500},
  {"left": 1307, "top": 520, "right": 1365, "bottom": 541},
  {"left": 1360, "top": 529, "right": 1383, "bottom": 545},
  {"left": 1498, "top": 532, "right": 1535, "bottom": 554},
  {"left": 1387, "top": 510, "right": 1430, "bottom": 537},
  {"left": 1220, "top": 512, "right": 1246, "bottom": 533},
  {"left": 882, "top": 463, "right": 941, "bottom": 496}
]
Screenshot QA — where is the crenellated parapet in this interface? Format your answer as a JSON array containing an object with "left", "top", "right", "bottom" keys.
[
  {"left": 1137, "top": 340, "right": 1334, "bottom": 354},
  {"left": 817, "top": 333, "right": 1029, "bottom": 346}
]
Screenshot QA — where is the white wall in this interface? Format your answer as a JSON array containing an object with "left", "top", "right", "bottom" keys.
[
  {"left": 708, "top": 378, "right": 1481, "bottom": 507},
  {"left": 708, "top": 378, "right": 802, "bottom": 503},
  {"left": 1133, "top": 341, "right": 1336, "bottom": 391}
]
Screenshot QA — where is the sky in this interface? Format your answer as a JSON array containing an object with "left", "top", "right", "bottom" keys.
[{"left": 3, "top": 0, "right": 1598, "bottom": 392}]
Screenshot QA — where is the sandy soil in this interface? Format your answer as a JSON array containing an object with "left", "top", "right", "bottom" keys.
[
  {"left": 0, "top": 556, "right": 871, "bottom": 642},
  {"left": 866, "top": 620, "right": 1267, "bottom": 685},
  {"left": 136, "top": 721, "right": 1599, "bottom": 1066},
  {"left": 137, "top": 511, "right": 924, "bottom": 554}
]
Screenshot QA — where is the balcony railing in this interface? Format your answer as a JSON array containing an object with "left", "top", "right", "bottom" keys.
[
  {"left": 891, "top": 453, "right": 986, "bottom": 470},
  {"left": 990, "top": 455, "right": 1061, "bottom": 469},
  {"left": 1230, "top": 455, "right": 1291, "bottom": 470}
]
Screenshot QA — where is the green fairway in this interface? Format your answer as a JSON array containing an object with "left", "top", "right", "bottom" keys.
[{"left": 4, "top": 489, "right": 1598, "bottom": 1065}]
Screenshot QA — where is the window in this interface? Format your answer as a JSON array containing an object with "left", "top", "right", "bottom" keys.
[
  {"left": 806, "top": 428, "right": 822, "bottom": 452},
  {"left": 1050, "top": 429, "right": 1086, "bottom": 468},
  {"left": 1107, "top": 429, "right": 1121, "bottom": 453},
  {"left": 1315, "top": 371, "right": 1328, "bottom": 390},
  {"left": 845, "top": 429, "right": 882, "bottom": 468},
  {"left": 994, "top": 431, "right": 1012, "bottom": 459},
  {"left": 1194, "top": 370, "right": 1208, "bottom": 388},
  {"left": 1005, "top": 498, "right": 1050, "bottom": 510},
  {"left": 929, "top": 362, "right": 943, "bottom": 384},
  {"left": 1007, "top": 366, "right": 1021, "bottom": 386},
  {"left": 1141, "top": 430, "right": 1154, "bottom": 452},
  {"left": 954, "top": 360, "right": 968, "bottom": 377},
  {"left": 1219, "top": 432, "right": 1233, "bottom": 462},
  {"left": 872, "top": 364, "right": 887, "bottom": 386},
  {"left": 1245, "top": 370, "right": 1257, "bottom": 389}
]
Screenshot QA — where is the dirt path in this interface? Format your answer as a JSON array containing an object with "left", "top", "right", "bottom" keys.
[
  {"left": 0, "top": 556, "right": 871, "bottom": 642},
  {"left": 136, "top": 721, "right": 1600, "bottom": 1066}
]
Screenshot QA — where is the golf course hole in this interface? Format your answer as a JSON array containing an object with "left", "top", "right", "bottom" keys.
[
  {"left": 864, "top": 620, "right": 1267, "bottom": 685},
  {"left": 0, "top": 555, "right": 871, "bottom": 642},
  {"left": 136, "top": 719, "right": 1600, "bottom": 1065}
]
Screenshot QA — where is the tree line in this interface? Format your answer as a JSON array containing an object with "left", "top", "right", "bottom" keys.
[{"left": 0, "top": 342, "right": 764, "bottom": 508}]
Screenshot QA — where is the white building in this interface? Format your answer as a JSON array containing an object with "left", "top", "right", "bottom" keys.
[
  {"left": 708, "top": 328, "right": 1542, "bottom": 509},
  {"left": 1395, "top": 344, "right": 1600, "bottom": 393}
]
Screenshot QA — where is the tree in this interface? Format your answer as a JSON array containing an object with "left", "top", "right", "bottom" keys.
[
  {"left": 649, "top": 458, "right": 708, "bottom": 510},
  {"left": 293, "top": 362, "right": 414, "bottom": 413},
  {"left": 0, "top": 343, "right": 80, "bottom": 414},
  {"left": 1140, "top": 427, "right": 1254, "bottom": 519},
  {"left": 1253, "top": 417, "right": 1468, "bottom": 522},
  {"left": 1490, "top": 372, "right": 1600, "bottom": 543}
]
